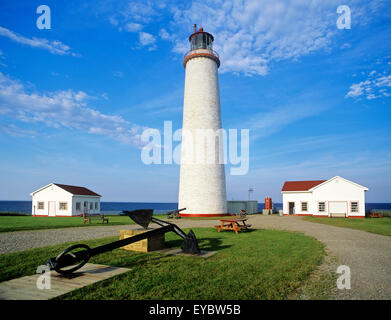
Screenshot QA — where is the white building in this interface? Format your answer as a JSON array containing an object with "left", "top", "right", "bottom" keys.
[
  {"left": 30, "top": 183, "right": 101, "bottom": 217},
  {"left": 178, "top": 26, "right": 227, "bottom": 217},
  {"left": 281, "top": 176, "right": 368, "bottom": 218}
]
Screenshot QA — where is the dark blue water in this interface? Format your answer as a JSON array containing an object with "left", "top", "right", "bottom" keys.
[
  {"left": 0, "top": 201, "right": 178, "bottom": 215},
  {"left": 0, "top": 201, "right": 389, "bottom": 215}
]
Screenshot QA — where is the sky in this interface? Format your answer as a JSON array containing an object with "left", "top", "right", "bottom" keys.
[{"left": 0, "top": 0, "right": 390, "bottom": 202}]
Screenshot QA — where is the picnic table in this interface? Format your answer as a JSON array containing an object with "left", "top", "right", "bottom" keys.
[{"left": 214, "top": 218, "right": 251, "bottom": 234}]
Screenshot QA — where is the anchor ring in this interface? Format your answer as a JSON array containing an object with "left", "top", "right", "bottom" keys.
[{"left": 54, "top": 244, "right": 91, "bottom": 275}]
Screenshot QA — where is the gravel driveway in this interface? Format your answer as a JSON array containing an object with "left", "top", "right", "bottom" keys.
[{"left": 1, "top": 215, "right": 390, "bottom": 299}]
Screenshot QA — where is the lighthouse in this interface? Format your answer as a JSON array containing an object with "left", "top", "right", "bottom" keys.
[{"left": 178, "top": 26, "right": 227, "bottom": 217}]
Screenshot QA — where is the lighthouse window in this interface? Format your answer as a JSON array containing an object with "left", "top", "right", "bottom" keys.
[
  {"left": 206, "top": 36, "right": 212, "bottom": 49},
  {"left": 196, "top": 34, "right": 203, "bottom": 49}
]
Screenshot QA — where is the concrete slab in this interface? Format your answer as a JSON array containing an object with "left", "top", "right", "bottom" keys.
[{"left": 0, "top": 263, "right": 130, "bottom": 300}]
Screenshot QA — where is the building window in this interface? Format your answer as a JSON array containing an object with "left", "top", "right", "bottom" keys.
[
  {"left": 90, "top": 202, "right": 93, "bottom": 210},
  {"left": 318, "top": 202, "right": 326, "bottom": 212},
  {"left": 301, "top": 202, "right": 308, "bottom": 212},
  {"left": 38, "top": 202, "right": 44, "bottom": 210},
  {"left": 95, "top": 202, "right": 98, "bottom": 210},
  {"left": 59, "top": 202, "right": 68, "bottom": 210},
  {"left": 351, "top": 202, "right": 359, "bottom": 213},
  {"left": 76, "top": 202, "right": 81, "bottom": 211}
]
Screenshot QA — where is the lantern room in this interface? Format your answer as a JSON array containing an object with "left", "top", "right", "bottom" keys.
[
  {"left": 189, "top": 26, "right": 214, "bottom": 50},
  {"left": 183, "top": 25, "right": 220, "bottom": 68}
]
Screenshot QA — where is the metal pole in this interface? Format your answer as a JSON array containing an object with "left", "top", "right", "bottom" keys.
[{"left": 248, "top": 188, "right": 254, "bottom": 200}]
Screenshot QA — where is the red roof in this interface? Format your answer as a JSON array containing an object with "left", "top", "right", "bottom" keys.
[
  {"left": 281, "top": 180, "right": 326, "bottom": 192},
  {"left": 54, "top": 184, "right": 101, "bottom": 197}
]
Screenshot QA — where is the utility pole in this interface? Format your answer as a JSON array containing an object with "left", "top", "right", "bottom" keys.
[{"left": 248, "top": 188, "right": 254, "bottom": 200}]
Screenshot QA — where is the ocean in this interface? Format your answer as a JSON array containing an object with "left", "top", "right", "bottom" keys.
[{"left": 0, "top": 201, "right": 390, "bottom": 215}]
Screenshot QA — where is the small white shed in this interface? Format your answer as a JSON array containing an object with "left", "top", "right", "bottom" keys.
[
  {"left": 30, "top": 183, "right": 101, "bottom": 217},
  {"left": 281, "top": 176, "right": 368, "bottom": 218}
]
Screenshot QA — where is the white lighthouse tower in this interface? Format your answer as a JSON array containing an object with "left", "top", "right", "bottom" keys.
[{"left": 178, "top": 26, "right": 227, "bottom": 217}]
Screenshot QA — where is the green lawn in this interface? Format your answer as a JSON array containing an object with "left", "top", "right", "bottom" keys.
[
  {"left": 0, "top": 215, "right": 135, "bottom": 233},
  {"left": 0, "top": 214, "right": 235, "bottom": 233},
  {"left": 302, "top": 216, "right": 391, "bottom": 236},
  {"left": 0, "top": 228, "right": 327, "bottom": 299}
]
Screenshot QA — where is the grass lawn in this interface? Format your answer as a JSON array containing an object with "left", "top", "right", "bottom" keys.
[
  {"left": 0, "top": 215, "right": 135, "bottom": 233},
  {"left": 302, "top": 216, "right": 391, "bottom": 236},
  {"left": 0, "top": 228, "right": 326, "bottom": 299},
  {"left": 0, "top": 214, "right": 238, "bottom": 233}
]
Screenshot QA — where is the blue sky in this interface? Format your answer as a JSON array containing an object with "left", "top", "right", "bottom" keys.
[{"left": 0, "top": 0, "right": 390, "bottom": 202}]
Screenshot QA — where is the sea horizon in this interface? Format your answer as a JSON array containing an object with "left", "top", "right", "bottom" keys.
[{"left": 1, "top": 200, "right": 390, "bottom": 215}]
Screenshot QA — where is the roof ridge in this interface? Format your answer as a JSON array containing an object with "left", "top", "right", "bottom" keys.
[{"left": 53, "top": 183, "right": 101, "bottom": 197}]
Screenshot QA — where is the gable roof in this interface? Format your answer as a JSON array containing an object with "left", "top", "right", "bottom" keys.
[
  {"left": 281, "top": 180, "right": 327, "bottom": 192},
  {"left": 54, "top": 184, "right": 101, "bottom": 196},
  {"left": 309, "top": 176, "right": 368, "bottom": 191},
  {"left": 281, "top": 176, "right": 369, "bottom": 192},
  {"left": 31, "top": 183, "right": 101, "bottom": 197}
]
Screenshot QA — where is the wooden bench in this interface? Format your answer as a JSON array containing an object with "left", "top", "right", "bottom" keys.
[
  {"left": 370, "top": 212, "right": 383, "bottom": 218},
  {"left": 83, "top": 213, "right": 109, "bottom": 224}
]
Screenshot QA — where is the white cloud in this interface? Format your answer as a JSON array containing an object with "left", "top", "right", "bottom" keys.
[
  {"left": 346, "top": 71, "right": 391, "bottom": 99},
  {"left": 0, "top": 123, "right": 37, "bottom": 138},
  {"left": 125, "top": 1, "right": 158, "bottom": 23},
  {"left": 105, "top": 0, "right": 384, "bottom": 75},
  {"left": 0, "top": 26, "right": 78, "bottom": 56},
  {"left": 345, "top": 80, "right": 371, "bottom": 98},
  {"left": 124, "top": 22, "right": 143, "bottom": 32},
  {"left": 0, "top": 49, "right": 5, "bottom": 67},
  {"left": 159, "top": 28, "right": 170, "bottom": 40},
  {"left": 109, "top": 1, "right": 159, "bottom": 32},
  {"left": 0, "top": 72, "right": 147, "bottom": 146},
  {"left": 169, "top": 0, "right": 342, "bottom": 75},
  {"left": 138, "top": 32, "right": 157, "bottom": 50}
]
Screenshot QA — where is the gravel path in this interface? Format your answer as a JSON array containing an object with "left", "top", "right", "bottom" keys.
[
  {"left": 1, "top": 215, "right": 390, "bottom": 299},
  {"left": 0, "top": 224, "right": 140, "bottom": 254}
]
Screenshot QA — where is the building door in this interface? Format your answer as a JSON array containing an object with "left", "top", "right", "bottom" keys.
[
  {"left": 329, "top": 201, "right": 347, "bottom": 218},
  {"left": 289, "top": 202, "right": 295, "bottom": 215},
  {"left": 84, "top": 201, "right": 88, "bottom": 214},
  {"left": 48, "top": 201, "right": 56, "bottom": 216}
]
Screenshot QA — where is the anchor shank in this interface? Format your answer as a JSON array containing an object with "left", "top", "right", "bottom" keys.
[{"left": 89, "top": 224, "right": 174, "bottom": 256}]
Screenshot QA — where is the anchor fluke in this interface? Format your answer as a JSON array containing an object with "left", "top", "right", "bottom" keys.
[
  {"left": 182, "top": 230, "right": 201, "bottom": 254},
  {"left": 123, "top": 209, "right": 153, "bottom": 229}
]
